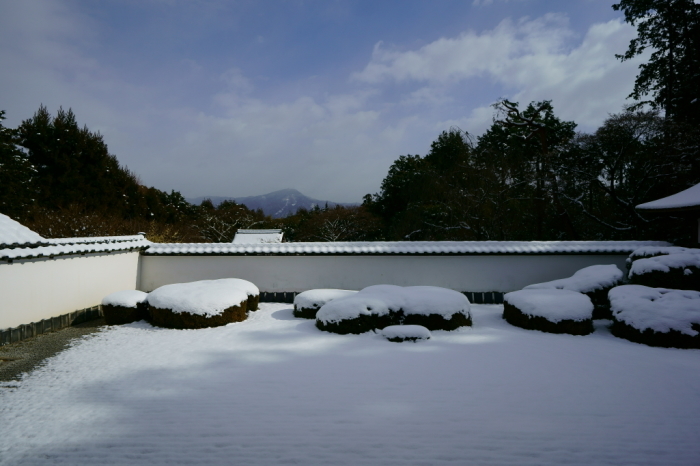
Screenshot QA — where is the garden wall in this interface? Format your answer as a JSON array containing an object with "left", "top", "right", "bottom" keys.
[
  {"left": 0, "top": 251, "right": 140, "bottom": 329},
  {"left": 139, "top": 253, "right": 630, "bottom": 296}
]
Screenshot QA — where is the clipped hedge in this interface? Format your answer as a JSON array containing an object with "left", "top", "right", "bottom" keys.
[
  {"left": 503, "top": 289, "right": 594, "bottom": 335},
  {"left": 103, "top": 303, "right": 149, "bottom": 326},
  {"left": 149, "top": 301, "right": 248, "bottom": 330}
]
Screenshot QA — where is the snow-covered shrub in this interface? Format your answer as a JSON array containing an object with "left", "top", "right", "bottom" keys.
[
  {"left": 293, "top": 289, "right": 358, "bottom": 319},
  {"left": 609, "top": 285, "right": 700, "bottom": 349},
  {"left": 503, "top": 289, "right": 594, "bottom": 335},
  {"left": 101, "top": 290, "right": 149, "bottom": 325},
  {"left": 316, "top": 285, "right": 471, "bottom": 335},
  {"left": 147, "top": 279, "right": 259, "bottom": 329},
  {"left": 524, "top": 264, "right": 623, "bottom": 319},
  {"left": 628, "top": 249, "right": 700, "bottom": 291},
  {"left": 381, "top": 325, "right": 431, "bottom": 342}
]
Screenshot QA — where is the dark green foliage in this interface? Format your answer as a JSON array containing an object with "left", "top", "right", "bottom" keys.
[
  {"left": 149, "top": 302, "right": 248, "bottom": 329},
  {"left": 293, "top": 306, "right": 320, "bottom": 319},
  {"left": 611, "top": 319, "right": 700, "bottom": 348},
  {"left": 281, "top": 204, "right": 384, "bottom": 242},
  {"left": 102, "top": 303, "right": 149, "bottom": 326},
  {"left": 0, "top": 110, "right": 37, "bottom": 220},
  {"left": 315, "top": 309, "right": 471, "bottom": 335},
  {"left": 629, "top": 266, "right": 700, "bottom": 291},
  {"left": 502, "top": 302, "right": 593, "bottom": 335},
  {"left": 613, "top": 0, "right": 700, "bottom": 125}
]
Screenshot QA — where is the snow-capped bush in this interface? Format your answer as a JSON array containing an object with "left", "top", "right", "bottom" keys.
[
  {"left": 293, "top": 289, "right": 358, "bottom": 319},
  {"left": 101, "top": 290, "right": 149, "bottom": 325},
  {"left": 524, "top": 264, "right": 623, "bottom": 318},
  {"left": 609, "top": 285, "right": 700, "bottom": 349},
  {"left": 381, "top": 325, "right": 431, "bottom": 342},
  {"left": 147, "top": 279, "right": 259, "bottom": 329},
  {"left": 503, "top": 289, "right": 594, "bottom": 335},
  {"left": 628, "top": 250, "right": 700, "bottom": 291},
  {"left": 316, "top": 285, "right": 471, "bottom": 335}
]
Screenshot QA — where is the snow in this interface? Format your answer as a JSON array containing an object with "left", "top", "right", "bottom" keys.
[
  {"left": 316, "top": 285, "right": 470, "bottom": 324},
  {"left": 294, "top": 289, "right": 358, "bottom": 310},
  {"left": 101, "top": 290, "right": 148, "bottom": 308},
  {"left": 609, "top": 285, "right": 700, "bottom": 335},
  {"left": 232, "top": 229, "right": 283, "bottom": 244},
  {"left": 636, "top": 182, "right": 700, "bottom": 210},
  {"left": 381, "top": 325, "right": 431, "bottom": 341},
  {"left": 504, "top": 289, "right": 594, "bottom": 322},
  {"left": 629, "top": 250, "right": 700, "bottom": 277},
  {"left": 524, "top": 264, "right": 623, "bottom": 293},
  {"left": 2, "top": 303, "right": 700, "bottom": 465},
  {"left": 0, "top": 213, "right": 45, "bottom": 247},
  {"left": 145, "top": 240, "right": 670, "bottom": 256},
  {"left": 629, "top": 246, "right": 690, "bottom": 260},
  {"left": 147, "top": 279, "right": 259, "bottom": 317}
]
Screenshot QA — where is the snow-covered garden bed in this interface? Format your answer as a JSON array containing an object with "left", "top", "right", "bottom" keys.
[
  {"left": 101, "top": 290, "right": 149, "bottom": 325},
  {"left": 524, "top": 264, "right": 622, "bottom": 319},
  {"left": 503, "top": 289, "right": 594, "bottom": 335},
  {"left": 628, "top": 248, "right": 700, "bottom": 291},
  {"left": 293, "top": 289, "right": 358, "bottom": 319},
  {"left": 609, "top": 285, "right": 700, "bottom": 349},
  {"left": 315, "top": 285, "right": 471, "bottom": 334},
  {"left": 146, "top": 279, "right": 259, "bottom": 329}
]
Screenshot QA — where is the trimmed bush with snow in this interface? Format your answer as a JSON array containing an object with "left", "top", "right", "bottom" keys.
[
  {"left": 293, "top": 289, "right": 358, "bottom": 319},
  {"left": 628, "top": 249, "right": 700, "bottom": 291},
  {"left": 147, "top": 278, "right": 259, "bottom": 329},
  {"left": 609, "top": 285, "right": 700, "bottom": 349},
  {"left": 316, "top": 285, "right": 471, "bottom": 334},
  {"left": 101, "top": 290, "right": 149, "bottom": 325},
  {"left": 524, "top": 264, "right": 622, "bottom": 319},
  {"left": 381, "top": 325, "right": 431, "bottom": 342},
  {"left": 503, "top": 289, "right": 594, "bottom": 335}
]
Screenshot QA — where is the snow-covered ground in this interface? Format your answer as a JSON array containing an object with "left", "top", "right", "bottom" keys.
[{"left": 1, "top": 303, "right": 699, "bottom": 466}]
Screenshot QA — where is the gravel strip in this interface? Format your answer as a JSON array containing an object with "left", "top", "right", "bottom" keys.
[{"left": 0, "top": 319, "right": 105, "bottom": 383}]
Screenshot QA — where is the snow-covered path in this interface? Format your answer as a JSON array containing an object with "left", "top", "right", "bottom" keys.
[{"left": 1, "top": 304, "right": 699, "bottom": 465}]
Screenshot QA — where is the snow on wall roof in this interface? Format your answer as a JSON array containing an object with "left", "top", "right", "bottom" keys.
[
  {"left": 0, "top": 213, "right": 46, "bottom": 248},
  {"left": 232, "top": 229, "right": 284, "bottom": 244},
  {"left": 1, "top": 235, "right": 150, "bottom": 262},
  {"left": 636, "top": 182, "right": 700, "bottom": 211},
  {"left": 144, "top": 240, "right": 670, "bottom": 256}
]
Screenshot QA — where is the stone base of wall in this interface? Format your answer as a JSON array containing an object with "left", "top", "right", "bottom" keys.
[{"left": 0, "top": 306, "right": 103, "bottom": 346}]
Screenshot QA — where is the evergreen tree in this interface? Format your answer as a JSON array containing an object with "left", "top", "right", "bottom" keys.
[
  {"left": 0, "top": 110, "right": 37, "bottom": 220},
  {"left": 613, "top": 0, "right": 700, "bottom": 125}
]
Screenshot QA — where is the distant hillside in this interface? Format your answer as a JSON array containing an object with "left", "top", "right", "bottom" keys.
[{"left": 188, "top": 188, "right": 358, "bottom": 218}]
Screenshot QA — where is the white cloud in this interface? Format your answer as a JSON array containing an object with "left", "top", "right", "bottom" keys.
[{"left": 354, "top": 14, "right": 644, "bottom": 132}]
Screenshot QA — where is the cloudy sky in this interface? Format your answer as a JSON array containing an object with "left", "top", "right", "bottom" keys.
[{"left": 0, "top": 0, "right": 645, "bottom": 203}]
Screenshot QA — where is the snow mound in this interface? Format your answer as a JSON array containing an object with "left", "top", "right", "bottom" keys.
[
  {"left": 503, "top": 289, "right": 594, "bottom": 335},
  {"left": 293, "top": 289, "right": 358, "bottom": 319},
  {"left": 524, "top": 264, "right": 623, "bottom": 294},
  {"left": 102, "top": 290, "right": 148, "bottom": 308},
  {"left": 629, "top": 250, "right": 700, "bottom": 291},
  {"left": 609, "top": 285, "right": 700, "bottom": 348},
  {"left": 0, "top": 213, "right": 45, "bottom": 247},
  {"left": 381, "top": 325, "right": 431, "bottom": 342},
  {"left": 316, "top": 285, "right": 471, "bottom": 334},
  {"left": 524, "top": 264, "right": 623, "bottom": 319},
  {"left": 148, "top": 279, "right": 258, "bottom": 317},
  {"left": 629, "top": 246, "right": 690, "bottom": 261}
]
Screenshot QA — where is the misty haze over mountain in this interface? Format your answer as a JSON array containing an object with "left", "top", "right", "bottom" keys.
[{"left": 188, "top": 189, "right": 359, "bottom": 219}]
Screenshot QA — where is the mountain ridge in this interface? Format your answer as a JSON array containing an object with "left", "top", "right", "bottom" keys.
[{"left": 188, "top": 188, "right": 358, "bottom": 219}]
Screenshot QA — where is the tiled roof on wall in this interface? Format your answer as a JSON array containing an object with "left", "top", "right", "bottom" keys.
[
  {"left": 144, "top": 240, "right": 671, "bottom": 256},
  {"left": 0, "top": 213, "right": 47, "bottom": 248},
  {"left": 1, "top": 235, "right": 150, "bottom": 262}
]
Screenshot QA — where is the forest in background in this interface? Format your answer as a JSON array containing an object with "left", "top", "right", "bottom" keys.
[{"left": 1, "top": 0, "right": 698, "bottom": 244}]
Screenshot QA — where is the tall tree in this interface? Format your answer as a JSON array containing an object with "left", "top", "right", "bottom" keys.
[
  {"left": 0, "top": 110, "right": 37, "bottom": 220},
  {"left": 613, "top": 0, "right": 700, "bottom": 125}
]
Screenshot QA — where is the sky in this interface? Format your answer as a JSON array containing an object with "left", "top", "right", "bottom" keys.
[{"left": 0, "top": 0, "right": 646, "bottom": 203}]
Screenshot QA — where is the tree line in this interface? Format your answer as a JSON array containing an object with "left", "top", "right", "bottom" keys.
[{"left": 1, "top": 0, "right": 698, "bottom": 244}]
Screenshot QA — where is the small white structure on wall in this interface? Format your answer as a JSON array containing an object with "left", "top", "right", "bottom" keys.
[
  {"left": 636, "top": 182, "right": 700, "bottom": 243},
  {"left": 232, "top": 229, "right": 284, "bottom": 244}
]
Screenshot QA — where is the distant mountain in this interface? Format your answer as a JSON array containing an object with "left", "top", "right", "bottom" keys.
[{"left": 188, "top": 188, "right": 358, "bottom": 219}]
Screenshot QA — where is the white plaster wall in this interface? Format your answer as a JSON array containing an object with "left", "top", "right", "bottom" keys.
[
  {"left": 139, "top": 254, "right": 629, "bottom": 293},
  {"left": 0, "top": 251, "right": 139, "bottom": 329}
]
